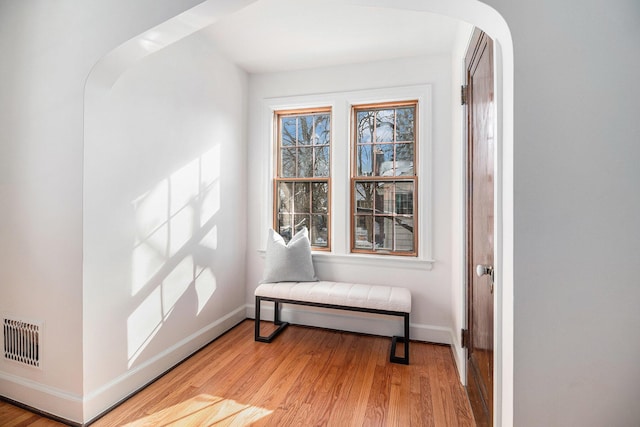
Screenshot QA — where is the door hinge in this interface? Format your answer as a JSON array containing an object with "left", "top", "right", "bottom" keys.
[
  {"left": 461, "top": 85, "right": 468, "bottom": 105},
  {"left": 461, "top": 328, "right": 469, "bottom": 348}
]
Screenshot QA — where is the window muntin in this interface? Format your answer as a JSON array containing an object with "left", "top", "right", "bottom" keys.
[
  {"left": 351, "top": 102, "right": 417, "bottom": 256},
  {"left": 275, "top": 109, "right": 331, "bottom": 249}
]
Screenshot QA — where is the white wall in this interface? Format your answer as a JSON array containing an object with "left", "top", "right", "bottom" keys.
[
  {"left": 4, "top": 0, "right": 639, "bottom": 425},
  {"left": 246, "top": 55, "right": 458, "bottom": 344},
  {"left": 82, "top": 32, "right": 248, "bottom": 421},
  {"left": 450, "top": 22, "right": 474, "bottom": 381},
  {"left": 481, "top": 0, "right": 640, "bottom": 425},
  {"left": 0, "top": 0, "right": 205, "bottom": 422}
]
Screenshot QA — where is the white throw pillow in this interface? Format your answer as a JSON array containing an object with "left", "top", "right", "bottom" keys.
[{"left": 262, "top": 227, "right": 318, "bottom": 283}]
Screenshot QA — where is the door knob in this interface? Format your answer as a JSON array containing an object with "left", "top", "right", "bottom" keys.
[
  {"left": 475, "top": 264, "right": 494, "bottom": 293},
  {"left": 476, "top": 264, "right": 493, "bottom": 277}
]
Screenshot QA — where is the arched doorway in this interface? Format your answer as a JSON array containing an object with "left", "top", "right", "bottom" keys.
[{"left": 84, "top": 1, "right": 514, "bottom": 424}]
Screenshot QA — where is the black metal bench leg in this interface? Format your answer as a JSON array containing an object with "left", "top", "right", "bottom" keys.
[
  {"left": 255, "top": 296, "right": 289, "bottom": 343},
  {"left": 274, "top": 300, "right": 282, "bottom": 325},
  {"left": 390, "top": 313, "right": 410, "bottom": 365}
]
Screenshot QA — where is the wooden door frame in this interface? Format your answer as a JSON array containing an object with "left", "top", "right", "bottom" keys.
[
  {"left": 463, "top": 27, "right": 499, "bottom": 426},
  {"left": 435, "top": 10, "right": 513, "bottom": 427}
]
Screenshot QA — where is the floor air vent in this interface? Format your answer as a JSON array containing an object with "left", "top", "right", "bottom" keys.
[{"left": 3, "top": 317, "right": 41, "bottom": 368}]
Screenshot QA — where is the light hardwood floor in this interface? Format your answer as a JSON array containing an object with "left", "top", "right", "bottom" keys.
[{"left": 0, "top": 320, "right": 475, "bottom": 426}]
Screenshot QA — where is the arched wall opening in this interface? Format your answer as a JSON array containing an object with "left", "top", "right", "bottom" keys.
[{"left": 83, "top": 0, "right": 513, "bottom": 424}]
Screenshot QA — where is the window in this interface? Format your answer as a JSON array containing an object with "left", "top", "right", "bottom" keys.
[
  {"left": 351, "top": 102, "right": 417, "bottom": 256},
  {"left": 274, "top": 108, "right": 331, "bottom": 249},
  {"left": 265, "top": 87, "right": 430, "bottom": 262}
]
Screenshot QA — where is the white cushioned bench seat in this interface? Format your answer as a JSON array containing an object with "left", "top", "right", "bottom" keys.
[
  {"left": 255, "top": 280, "right": 411, "bottom": 364},
  {"left": 255, "top": 281, "right": 411, "bottom": 313}
]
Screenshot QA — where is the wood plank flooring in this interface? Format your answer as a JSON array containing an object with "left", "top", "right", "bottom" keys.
[{"left": 0, "top": 320, "right": 475, "bottom": 426}]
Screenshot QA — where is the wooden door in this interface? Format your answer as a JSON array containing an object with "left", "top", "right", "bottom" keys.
[{"left": 465, "top": 28, "right": 495, "bottom": 427}]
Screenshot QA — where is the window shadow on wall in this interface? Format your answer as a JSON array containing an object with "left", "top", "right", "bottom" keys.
[{"left": 127, "top": 147, "right": 221, "bottom": 368}]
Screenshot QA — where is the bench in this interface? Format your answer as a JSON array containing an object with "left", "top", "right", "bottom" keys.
[{"left": 254, "top": 281, "right": 411, "bottom": 364}]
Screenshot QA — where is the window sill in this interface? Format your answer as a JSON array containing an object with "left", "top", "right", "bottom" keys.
[{"left": 257, "top": 250, "right": 434, "bottom": 271}]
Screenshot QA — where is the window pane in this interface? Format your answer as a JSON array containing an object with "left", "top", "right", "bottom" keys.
[
  {"left": 277, "top": 182, "right": 293, "bottom": 213},
  {"left": 314, "top": 114, "right": 330, "bottom": 145},
  {"left": 351, "top": 102, "right": 418, "bottom": 256},
  {"left": 374, "top": 144, "right": 394, "bottom": 176},
  {"left": 395, "top": 217, "right": 414, "bottom": 252},
  {"left": 294, "top": 182, "right": 311, "bottom": 213},
  {"left": 298, "top": 147, "right": 313, "bottom": 177},
  {"left": 276, "top": 108, "right": 331, "bottom": 251},
  {"left": 311, "top": 182, "right": 328, "bottom": 213},
  {"left": 311, "top": 214, "right": 328, "bottom": 247},
  {"left": 395, "top": 144, "right": 414, "bottom": 176},
  {"left": 357, "top": 145, "right": 373, "bottom": 176},
  {"left": 375, "top": 109, "right": 395, "bottom": 142},
  {"left": 297, "top": 116, "right": 313, "bottom": 145},
  {"left": 293, "top": 214, "right": 310, "bottom": 234},
  {"left": 354, "top": 215, "right": 373, "bottom": 249},
  {"left": 354, "top": 181, "right": 374, "bottom": 213},
  {"left": 395, "top": 182, "right": 414, "bottom": 215},
  {"left": 278, "top": 214, "right": 292, "bottom": 242},
  {"left": 281, "top": 148, "right": 296, "bottom": 177},
  {"left": 282, "top": 117, "right": 296, "bottom": 146},
  {"left": 375, "top": 217, "right": 394, "bottom": 250},
  {"left": 314, "top": 146, "right": 329, "bottom": 177},
  {"left": 356, "top": 111, "right": 374, "bottom": 143},
  {"left": 375, "top": 182, "right": 395, "bottom": 214},
  {"left": 395, "top": 107, "right": 415, "bottom": 142}
]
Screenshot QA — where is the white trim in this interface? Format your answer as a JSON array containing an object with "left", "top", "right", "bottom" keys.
[
  {"left": 1, "top": 308, "right": 245, "bottom": 424},
  {"left": 258, "top": 84, "right": 433, "bottom": 264},
  {"left": 0, "top": 372, "right": 83, "bottom": 422},
  {"left": 257, "top": 249, "right": 434, "bottom": 270},
  {"left": 82, "top": 306, "right": 246, "bottom": 422},
  {"left": 449, "top": 328, "right": 466, "bottom": 383},
  {"left": 451, "top": 22, "right": 474, "bottom": 386},
  {"left": 0, "top": 373, "right": 83, "bottom": 402},
  {"left": 312, "top": 251, "right": 434, "bottom": 270}
]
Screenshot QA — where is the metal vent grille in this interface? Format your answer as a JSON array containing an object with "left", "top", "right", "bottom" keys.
[{"left": 3, "top": 317, "right": 41, "bottom": 368}]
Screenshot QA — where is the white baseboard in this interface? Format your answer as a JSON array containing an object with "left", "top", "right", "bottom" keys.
[
  {"left": 0, "top": 305, "right": 247, "bottom": 425},
  {"left": 83, "top": 305, "right": 246, "bottom": 423},
  {"left": 247, "top": 303, "right": 453, "bottom": 345},
  {"left": 248, "top": 303, "right": 467, "bottom": 384},
  {"left": 2, "top": 304, "right": 464, "bottom": 425},
  {"left": 0, "top": 371, "right": 83, "bottom": 424}
]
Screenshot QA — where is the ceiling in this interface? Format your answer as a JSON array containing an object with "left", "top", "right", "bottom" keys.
[{"left": 202, "top": 0, "right": 466, "bottom": 74}]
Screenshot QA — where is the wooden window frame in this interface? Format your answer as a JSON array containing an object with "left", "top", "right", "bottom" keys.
[
  {"left": 350, "top": 101, "right": 419, "bottom": 256},
  {"left": 274, "top": 107, "right": 332, "bottom": 251}
]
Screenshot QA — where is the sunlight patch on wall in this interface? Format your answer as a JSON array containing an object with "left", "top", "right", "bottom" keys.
[
  {"left": 137, "top": 30, "right": 164, "bottom": 53},
  {"left": 170, "top": 158, "right": 200, "bottom": 215},
  {"left": 201, "top": 224, "right": 218, "bottom": 250},
  {"left": 161, "top": 256, "right": 194, "bottom": 315},
  {"left": 131, "top": 147, "right": 221, "bottom": 296},
  {"left": 200, "top": 145, "right": 221, "bottom": 226},
  {"left": 128, "top": 147, "right": 222, "bottom": 366},
  {"left": 122, "top": 394, "right": 272, "bottom": 426},
  {"left": 200, "top": 180, "right": 220, "bottom": 228},
  {"left": 169, "top": 205, "right": 194, "bottom": 256},
  {"left": 195, "top": 268, "right": 217, "bottom": 315},
  {"left": 134, "top": 180, "right": 169, "bottom": 238},
  {"left": 132, "top": 181, "right": 169, "bottom": 295},
  {"left": 127, "top": 287, "right": 162, "bottom": 364},
  {"left": 195, "top": 225, "right": 218, "bottom": 315}
]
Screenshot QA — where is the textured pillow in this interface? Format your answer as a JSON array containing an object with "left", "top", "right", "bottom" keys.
[{"left": 262, "top": 227, "right": 318, "bottom": 283}]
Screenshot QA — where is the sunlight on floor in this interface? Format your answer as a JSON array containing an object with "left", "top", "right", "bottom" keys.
[{"left": 122, "top": 394, "right": 272, "bottom": 426}]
